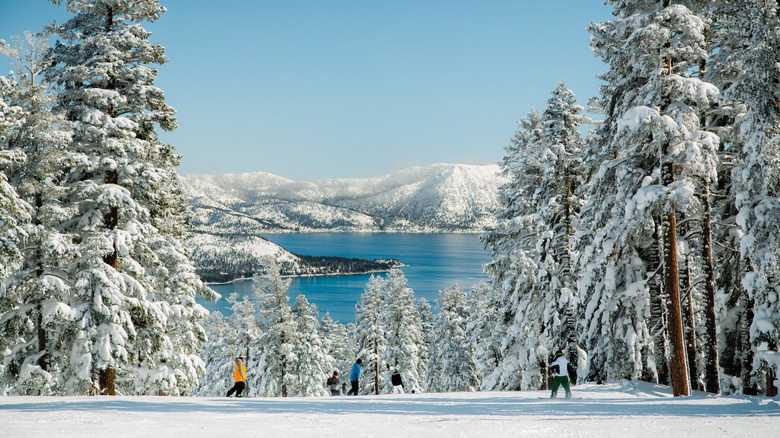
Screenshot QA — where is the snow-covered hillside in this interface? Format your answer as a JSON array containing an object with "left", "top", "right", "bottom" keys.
[
  {"left": 2, "top": 381, "right": 778, "bottom": 437},
  {"left": 181, "top": 163, "right": 506, "bottom": 233}
]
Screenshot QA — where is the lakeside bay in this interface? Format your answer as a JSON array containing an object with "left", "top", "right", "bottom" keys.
[{"left": 199, "top": 233, "right": 489, "bottom": 323}]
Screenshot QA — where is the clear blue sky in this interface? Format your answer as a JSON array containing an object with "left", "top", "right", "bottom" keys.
[{"left": 1, "top": 0, "right": 611, "bottom": 180}]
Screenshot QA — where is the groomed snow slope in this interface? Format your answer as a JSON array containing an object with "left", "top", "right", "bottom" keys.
[{"left": 1, "top": 381, "right": 778, "bottom": 437}]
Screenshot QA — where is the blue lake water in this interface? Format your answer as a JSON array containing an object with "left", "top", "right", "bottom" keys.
[{"left": 198, "top": 233, "right": 490, "bottom": 323}]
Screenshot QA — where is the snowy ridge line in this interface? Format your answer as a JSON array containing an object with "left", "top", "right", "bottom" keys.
[{"left": 181, "top": 163, "right": 507, "bottom": 234}]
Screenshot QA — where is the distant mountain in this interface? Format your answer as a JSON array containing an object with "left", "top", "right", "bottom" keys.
[
  {"left": 182, "top": 163, "right": 505, "bottom": 282},
  {"left": 181, "top": 163, "right": 506, "bottom": 233}
]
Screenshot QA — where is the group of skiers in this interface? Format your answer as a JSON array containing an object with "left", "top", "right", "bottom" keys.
[
  {"left": 225, "top": 351, "right": 571, "bottom": 398},
  {"left": 324, "top": 358, "right": 365, "bottom": 396}
]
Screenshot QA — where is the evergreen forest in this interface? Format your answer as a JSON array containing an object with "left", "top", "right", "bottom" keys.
[{"left": 1, "top": 0, "right": 780, "bottom": 398}]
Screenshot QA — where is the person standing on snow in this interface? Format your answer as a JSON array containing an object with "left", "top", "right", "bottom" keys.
[
  {"left": 391, "top": 369, "right": 405, "bottom": 394},
  {"left": 347, "top": 358, "right": 362, "bottom": 395},
  {"left": 549, "top": 350, "right": 572, "bottom": 399},
  {"left": 327, "top": 371, "right": 341, "bottom": 396},
  {"left": 226, "top": 353, "right": 247, "bottom": 397}
]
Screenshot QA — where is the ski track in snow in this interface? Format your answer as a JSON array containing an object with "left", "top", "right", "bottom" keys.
[{"left": 1, "top": 382, "right": 779, "bottom": 437}]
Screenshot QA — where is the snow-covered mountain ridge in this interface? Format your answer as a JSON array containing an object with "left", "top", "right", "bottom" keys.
[
  {"left": 181, "top": 163, "right": 507, "bottom": 233},
  {"left": 181, "top": 164, "right": 503, "bottom": 282}
]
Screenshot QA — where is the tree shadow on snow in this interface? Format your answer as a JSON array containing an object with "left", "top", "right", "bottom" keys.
[{"left": 1, "top": 393, "right": 779, "bottom": 418}]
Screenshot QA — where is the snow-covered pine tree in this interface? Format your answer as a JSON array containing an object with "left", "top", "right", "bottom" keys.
[
  {"left": 464, "top": 281, "right": 491, "bottom": 390},
  {"left": 0, "top": 78, "right": 29, "bottom": 283},
  {"left": 192, "top": 311, "right": 231, "bottom": 397},
  {"left": 426, "top": 285, "right": 478, "bottom": 393},
  {"left": 290, "top": 296, "right": 331, "bottom": 397},
  {"left": 0, "top": 33, "right": 74, "bottom": 395},
  {"left": 531, "top": 82, "right": 591, "bottom": 381},
  {"left": 43, "top": 0, "right": 214, "bottom": 395},
  {"left": 194, "top": 290, "right": 264, "bottom": 397},
  {"left": 0, "top": 77, "right": 34, "bottom": 395},
  {"left": 416, "top": 297, "right": 432, "bottom": 386},
  {"left": 581, "top": 1, "right": 719, "bottom": 395},
  {"left": 252, "top": 265, "right": 298, "bottom": 397},
  {"left": 479, "top": 106, "right": 545, "bottom": 391},
  {"left": 705, "top": 0, "right": 780, "bottom": 396},
  {"left": 354, "top": 274, "right": 387, "bottom": 395},
  {"left": 319, "top": 312, "right": 355, "bottom": 380},
  {"left": 380, "top": 269, "right": 426, "bottom": 393}
]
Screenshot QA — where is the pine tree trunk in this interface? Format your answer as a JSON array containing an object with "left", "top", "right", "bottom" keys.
[
  {"left": 99, "top": 368, "right": 116, "bottom": 395},
  {"left": 683, "top": 270, "right": 700, "bottom": 391},
  {"left": 740, "top": 277, "right": 757, "bottom": 395},
  {"left": 100, "top": 170, "right": 119, "bottom": 395},
  {"left": 374, "top": 339, "right": 380, "bottom": 395},
  {"left": 562, "top": 176, "right": 578, "bottom": 383},
  {"left": 677, "top": 217, "right": 700, "bottom": 392},
  {"left": 768, "top": 366, "right": 778, "bottom": 397},
  {"left": 663, "top": 208, "right": 690, "bottom": 397},
  {"left": 36, "top": 311, "right": 47, "bottom": 372},
  {"left": 103, "top": 170, "right": 119, "bottom": 269},
  {"left": 700, "top": 183, "right": 721, "bottom": 394},
  {"left": 659, "top": 20, "right": 689, "bottom": 395},
  {"left": 650, "top": 222, "right": 670, "bottom": 385},
  {"left": 34, "top": 192, "right": 48, "bottom": 372}
]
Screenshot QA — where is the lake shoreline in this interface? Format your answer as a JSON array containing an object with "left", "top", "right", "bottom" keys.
[
  {"left": 205, "top": 265, "right": 409, "bottom": 286},
  {"left": 200, "top": 233, "right": 489, "bottom": 322}
]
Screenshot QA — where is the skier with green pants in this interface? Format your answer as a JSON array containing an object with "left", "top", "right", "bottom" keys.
[{"left": 550, "top": 351, "right": 572, "bottom": 399}]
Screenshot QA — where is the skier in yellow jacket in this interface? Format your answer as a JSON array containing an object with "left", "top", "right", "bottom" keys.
[{"left": 226, "top": 354, "right": 247, "bottom": 397}]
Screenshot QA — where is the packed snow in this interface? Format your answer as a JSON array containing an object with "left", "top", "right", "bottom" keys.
[{"left": 1, "top": 381, "right": 778, "bottom": 437}]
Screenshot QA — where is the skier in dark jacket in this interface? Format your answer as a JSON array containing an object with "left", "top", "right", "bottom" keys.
[
  {"left": 327, "top": 371, "right": 340, "bottom": 396},
  {"left": 391, "top": 369, "right": 404, "bottom": 394},
  {"left": 347, "top": 358, "right": 362, "bottom": 395}
]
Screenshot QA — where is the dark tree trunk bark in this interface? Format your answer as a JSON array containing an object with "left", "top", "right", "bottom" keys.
[
  {"left": 650, "top": 222, "right": 670, "bottom": 385},
  {"left": 678, "top": 214, "right": 700, "bottom": 391},
  {"left": 103, "top": 170, "right": 119, "bottom": 269},
  {"left": 374, "top": 337, "right": 380, "bottom": 395},
  {"left": 99, "top": 169, "right": 119, "bottom": 395},
  {"left": 33, "top": 192, "right": 48, "bottom": 372},
  {"left": 99, "top": 368, "right": 116, "bottom": 395},
  {"left": 700, "top": 183, "right": 721, "bottom": 394},
  {"left": 663, "top": 209, "right": 690, "bottom": 397},
  {"left": 662, "top": 135, "right": 690, "bottom": 396},
  {"left": 683, "top": 270, "right": 700, "bottom": 391},
  {"left": 768, "top": 367, "right": 779, "bottom": 397},
  {"left": 37, "top": 312, "right": 47, "bottom": 372},
  {"left": 738, "top": 262, "right": 757, "bottom": 395}
]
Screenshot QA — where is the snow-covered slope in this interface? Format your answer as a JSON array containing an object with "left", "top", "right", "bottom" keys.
[
  {"left": 3, "top": 381, "right": 778, "bottom": 437},
  {"left": 182, "top": 163, "right": 506, "bottom": 233}
]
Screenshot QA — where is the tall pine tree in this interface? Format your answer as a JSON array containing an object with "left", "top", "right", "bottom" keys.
[{"left": 43, "top": 0, "right": 213, "bottom": 395}]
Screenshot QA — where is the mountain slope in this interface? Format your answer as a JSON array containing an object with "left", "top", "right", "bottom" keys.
[{"left": 182, "top": 163, "right": 506, "bottom": 233}]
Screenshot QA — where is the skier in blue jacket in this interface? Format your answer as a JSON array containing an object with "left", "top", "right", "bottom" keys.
[{"left": 347, "top": 358, "right": 362, "bottom": 395}]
